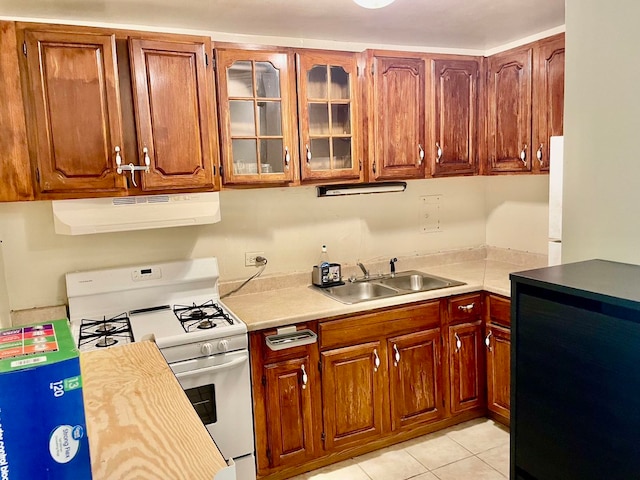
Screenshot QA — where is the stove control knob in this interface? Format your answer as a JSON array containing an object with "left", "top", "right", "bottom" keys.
[
  {"left": 218, "top": 339, "right": 230, "bottom": 352},
  {"left": 201, "top": 343, "right": 213, "bottom": 356}
]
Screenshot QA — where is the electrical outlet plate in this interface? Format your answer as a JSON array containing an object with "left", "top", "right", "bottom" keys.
[{"left": 245, "top": 251, "right": 264, "bottom": 267}]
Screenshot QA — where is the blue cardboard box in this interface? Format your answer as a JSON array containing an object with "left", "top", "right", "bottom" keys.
[{"left": 0, "top": 319, "right": 92, "bottom": 479}]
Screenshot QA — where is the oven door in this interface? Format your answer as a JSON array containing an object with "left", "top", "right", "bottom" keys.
[{"left": 171, "top": 350, "right": 254, "bottom": 461}]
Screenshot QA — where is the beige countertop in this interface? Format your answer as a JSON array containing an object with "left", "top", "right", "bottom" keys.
[
  {"left": 80, "top": 341, "right": 230, "bottom": 480},
  {"left": 222, "top": 249, "right": 545, "bottom": 332}
]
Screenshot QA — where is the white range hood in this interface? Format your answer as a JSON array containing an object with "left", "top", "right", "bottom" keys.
[{"left": 52, "top": 192, "right": 221, "bottom": 235}]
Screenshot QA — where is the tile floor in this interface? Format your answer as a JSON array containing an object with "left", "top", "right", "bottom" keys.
[{"left": 290, "top": 418, "right": 510, "bottom": 480}]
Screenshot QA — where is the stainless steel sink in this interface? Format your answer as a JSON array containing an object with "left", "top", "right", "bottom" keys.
[
  {"left": 376, "top": 270, "right": 462, "bottom": 292},
  {"left": 322, "top": 282, "right": 399, "bottom": 304},
  {"left": 316, "top": 270, "right": 465, "bottom": 304}
]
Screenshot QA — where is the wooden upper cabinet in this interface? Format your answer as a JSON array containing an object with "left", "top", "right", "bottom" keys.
[
  {"left": 321, "top": 341, "right": 386, "bottom": 450},
  {"left": 129, "top": 38, "right": 216, "bottom": 191},
  {"left": 388, "top": 328, "right": 443, "bottom": 431},
  {"left": 370, "top": 55, "right": 426, "bottom": 180},
  {"left": 23, "top": 29, "right": 126, "bottom": 195},
  {"left": 533, "top": 33, "right": 565, "bottom": 173},
  {"left": 487, "top": 47, "right": 532, "bottom": 174},
  {"left": 297, "top": 51, "right": 362, "bottom": 183},
  {"left": 431, "top": 59, "right": 479, "bottom": 176},
  {"left": 0, "top": 22, "right": 32, "bottom": 202},
  {"left": 216, "top": 48, "right": 297, "bottom": 185}
]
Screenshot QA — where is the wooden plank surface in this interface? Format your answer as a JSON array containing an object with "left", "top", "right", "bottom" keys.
[{"left": 80, "top": 341, "right": 228, "bottom": 480}]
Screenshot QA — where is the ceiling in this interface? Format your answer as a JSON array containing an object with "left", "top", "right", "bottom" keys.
[{"left": 1, "top": 0, "right": 565, "bottom": 51}]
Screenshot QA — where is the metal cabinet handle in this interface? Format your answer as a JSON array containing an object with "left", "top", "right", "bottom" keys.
[
  {"left": 393, "top": 344, "right": 400, "bottom": 366},
  {"left": 520, "top": 144, "right": 528, "bottom": 166},
  {"left": 373, "top": 348, "right": 380, "bottom": 372},
  {"left": 536, "top": 143, "right": 544, "bottom": 166},
  {"left": 115, "top": 146, "right": 122, "bottom": 167},
  {"left": 435, "top": 142, "right": 442, "bottom": 164},
  {"left": 143, "top": 147, "right": 151, "bottom": 169},
  {"left": 457, "top": 303, "right": 475, "bottom": 313},
  {"left": 454, "top": 332, "right": 462, "bottom": 352},
  {"left": 284, "top": 147, "right": 291, "bottom": 169},
  {"left": 485, "top": 331, "right": 492, "bottom": 351},
  {"left": 301, "top": 364, "right": 308, "bottom": 389},
  {"left": 418, "top": 144, "right": 425, "bottom": 165},
  {"left": 305, "top": 144, "right": 312, "bottom": 164}
]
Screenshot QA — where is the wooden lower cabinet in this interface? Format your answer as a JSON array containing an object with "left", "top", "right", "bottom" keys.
[
  {"left": 448, "top": 320, "right": 485, "bottom": 413},
  {"left": 485, "top": 294, "right": 512, "bottom": 424},
  {"left": 321, "top": 341, "right": 386, "bottom": 450},
  {"left": 251, "top": 297, "right": 494, "bottom": 479},
  {"left": 486, "top": 324, "right": 511, "bottom": 422},
  {"left": 388, "top": 328, "right": 443, "bottom": 431}
]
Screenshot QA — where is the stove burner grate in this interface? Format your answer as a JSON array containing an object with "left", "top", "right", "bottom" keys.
[
  {"left": 173, "top": 300, "right": 234, "bottom": 333},
  {"left": 78, "top": 313, "right": 133, "bottom": 350}
]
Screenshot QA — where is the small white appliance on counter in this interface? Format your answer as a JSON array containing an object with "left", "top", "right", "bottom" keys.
[
  {"left": 66, "top": 258, "right": 256, "bottom": 480},
  {"left": 548, "top": 135, "right": 564, "bottom": 266}
]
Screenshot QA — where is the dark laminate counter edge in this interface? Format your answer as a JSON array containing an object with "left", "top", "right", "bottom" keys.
[{"left": 510, "top": 259, "right": 640, "bottom": 311}]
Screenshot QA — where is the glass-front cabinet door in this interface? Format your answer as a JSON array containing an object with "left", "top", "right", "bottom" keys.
[
  {"left": 296, "top": 51, "right": 362, "bottom": 182},
  {"left": 216, "top": 49, "right": 297, "bottom": 184}
]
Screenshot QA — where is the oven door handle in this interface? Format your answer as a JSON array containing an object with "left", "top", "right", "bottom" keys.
[{"left": 174, "top": 355, "right": 248, "bottom": 379}]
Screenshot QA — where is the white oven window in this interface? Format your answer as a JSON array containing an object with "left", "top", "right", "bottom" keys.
[{"left": 184, "top": 384, "right": 217, "bottom": 425}]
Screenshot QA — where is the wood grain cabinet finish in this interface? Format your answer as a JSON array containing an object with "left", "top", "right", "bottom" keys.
[
  {"left": 263, "top": 356, "right": 316, "bottom": 469},
  {"left": 388, "top": 328, "right": 443, "bottom": 431},
  {"left": 487, "top": 47, "right": 533, "bottom": 174},
  {"left": 431, "top": 59, "right": 479, "bottom": 176},
  {"left": 129, "top": 38, "right": 215, "bottom": 191},
  {"left": 215, "top": 48, "right": 298, "bottom": 185},
  {"left": 369, "top": 55, "right": 426, "bottom": 180},
  {"left": 448, "top": 320, "right": 486, "bottom": 414},
  {"left": 0, "top": 22, "right": 33, "bottom": 201},
  {"left": 485, "top": 324, "right": 511, "bottom": 422},
  {"left": 533, "top": 33, "right": 565, "bottom": 172},
  {"left": 249, "top": 326, "right": 321, "bottom": 477},
  {"left": 296, "top": 51, "right": 362, "bottom": 183},
  {"left": 23, "top": 29, "right": 126, "bottom": 195},
  {"left": 321, "top": 341, "right": 386, "bottom": 450},
  {"left": 485, "top": 294, "right": 511, "bottom": 425}
]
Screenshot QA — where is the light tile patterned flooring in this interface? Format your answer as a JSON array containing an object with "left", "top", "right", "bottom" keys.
[{"left": 290, "top": 418, "right": 510, "bottom": 480}]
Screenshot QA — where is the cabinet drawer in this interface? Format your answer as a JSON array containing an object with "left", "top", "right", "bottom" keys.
[
  {"left": 449, "top": 293, "right": 482, "bottom": 324},
  {"left": 488, "top": 294, "right": 511, "bottom": 327},
  {"left": 319, "top": 301, "right": 441, "bottom": 350}
]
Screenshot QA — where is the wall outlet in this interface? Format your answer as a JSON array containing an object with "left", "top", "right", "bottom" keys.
[{"left": 245, "top": 251, "right": 265, "bottom": 267}]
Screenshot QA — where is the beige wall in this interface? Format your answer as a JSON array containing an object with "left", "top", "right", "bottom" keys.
[
  {"left": 563, "top": 1, "right": 640, "bottom": 263},
  {"left": 0, "top": 176, "right": 548, "bottom": 314}
]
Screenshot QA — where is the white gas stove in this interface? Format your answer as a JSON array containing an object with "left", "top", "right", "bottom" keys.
[{"left": 66, "top": 258, "right": 256, "bottom": 480}]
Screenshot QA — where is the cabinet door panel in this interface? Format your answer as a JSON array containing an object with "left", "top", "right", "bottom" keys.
[
  {"left": 0, "top": 22, "right": 32, "bottom": 201},
  {"left": 486, "top": 324, "right": 511, "bottom": 420},
  {"left": 534, "top": 33, "right": 565, "bottom": 172},
  {"left": 264, "top": 357, "right": 315, "bottom": 468},
  {"left": 388, "top": 328, "right": 443, "bottom": 431},
  {"left": 130, "top": 39, "right": 214, "bottom": 191},
  {"left": 297, "top": 51, "right": 361, "bottom": 182},
  {"left": 487, "top": 48, "right": 532, "bottom": 173},
  {"left": 433, "top": 59, "right": 478, "bottom": 176},
  {"left": 321, "top": 342, "right": 385, "bottom": 450},
  {"left": 25, "top": 30, "right": 125, "bottom": 194},
  {"left": 372, "top": 56, "right": 425, "bottom": 180},
  {"left": 449, "top": 320, "right": 485, "bottom": 413},
  {"left": 216, "top": 49, "right": 297, "bottom": 185}
]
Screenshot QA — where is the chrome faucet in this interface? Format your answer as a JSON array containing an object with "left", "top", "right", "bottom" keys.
[
  {"left": 357, "top": 261, "right": 370, "bottom": 279},
  {"left": 390, "top": 257, "right": 398, "bottom": 276}
]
